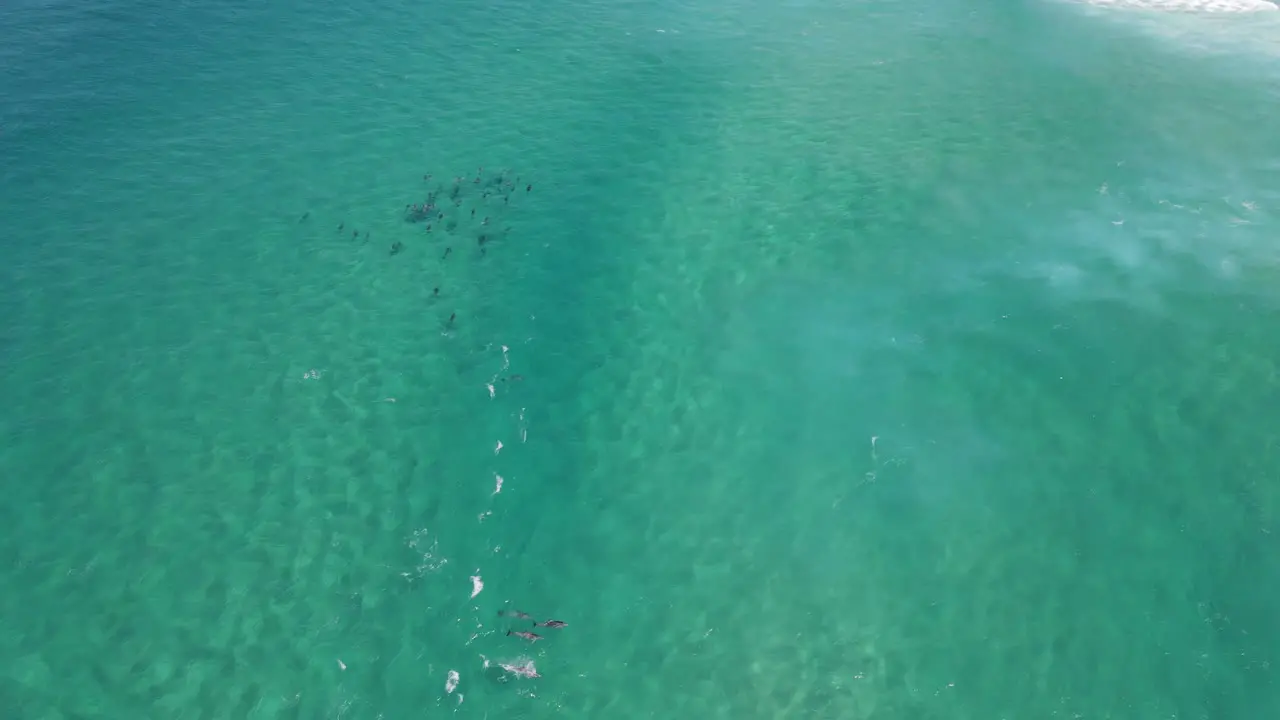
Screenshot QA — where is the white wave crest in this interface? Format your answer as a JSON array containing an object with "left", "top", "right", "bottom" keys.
[{"left": 1077, "top": 0, "right": 1276, "bottom": 11}]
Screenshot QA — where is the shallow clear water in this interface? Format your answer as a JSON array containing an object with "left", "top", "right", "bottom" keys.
[{"left": 2, "top": 0, "right": 1280, "bottom": 717}]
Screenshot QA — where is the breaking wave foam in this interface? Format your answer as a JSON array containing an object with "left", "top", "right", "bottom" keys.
[
  {"left": 1057, "top": 0, "right": 1280, "bottom": 59},
  {"left": 1075, "top": 0, "right": 1276, "bottom": 11}
]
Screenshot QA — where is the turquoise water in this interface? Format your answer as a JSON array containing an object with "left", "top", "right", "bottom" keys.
[{"left": 3, "top": 0, "right": 1280, "bottom": 717}]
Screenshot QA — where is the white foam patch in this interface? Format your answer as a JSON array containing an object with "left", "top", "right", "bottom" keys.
[
  {"left": 1057, "top": 0, "right": 1280, "bottom": 58},
  {"left": 1060, "top": 0, "right": 1280, "bottom": 58},
  {"left": 1075, "top": 0, "right": 1276, "bottom": 11}
]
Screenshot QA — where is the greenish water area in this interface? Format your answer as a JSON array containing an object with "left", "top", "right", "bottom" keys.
[{"left": 3, "top": 0, "right": 1280, "bottom": 717}]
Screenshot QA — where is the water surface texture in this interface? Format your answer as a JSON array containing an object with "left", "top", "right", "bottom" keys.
[{"left": 2, "top": 0, "right": 1280, "bottom": 717}]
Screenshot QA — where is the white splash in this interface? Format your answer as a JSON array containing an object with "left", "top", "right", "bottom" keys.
[
  {"left": 487, "top": 383, "right": 495, "bottom": 399},
  {"left": 470, "top": 575, "right": 484, "bottom": 599},
  {"left": 493, "top": 474, "right": 504, "bottom": 495},
  {"left": 336, "top": 659, "right": 347, "bottom": 671},
  {"left": 445, "top": 670, "right": 460, "bottom": 694},
  {"left": 404, "top": 528, "right": 449, "bottom": 577},
  {"left": 498, "top": 659, "right": 541, "bottom": 678},
  {"left": 494, "top": 440, "right": 503, "bottom": 455},
  {"left": 501, "top": 345, "right": 510, "bottom": 371}
]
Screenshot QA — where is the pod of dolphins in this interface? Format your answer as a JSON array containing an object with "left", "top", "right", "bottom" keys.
[
  {"left": 304, "top": 169, "right": 565, "bottom": 685},
  {"left": 306, "top": 166, "right": 531, "bottom": 334}
]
